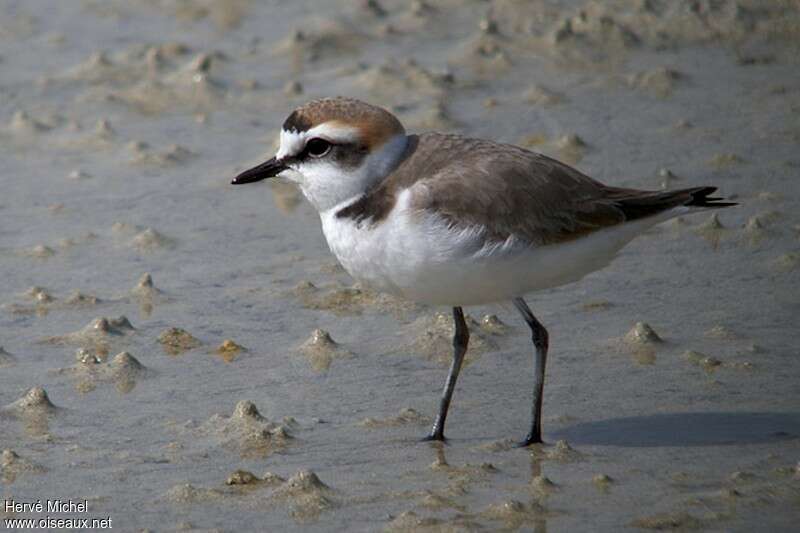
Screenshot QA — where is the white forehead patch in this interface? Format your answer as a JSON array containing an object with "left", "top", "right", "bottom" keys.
[
  {"left": 276, "top": 129, "right": 305, "bottom": 160},
  {"left": 276, "top": 122, "right": 360, "bottom": 160}
]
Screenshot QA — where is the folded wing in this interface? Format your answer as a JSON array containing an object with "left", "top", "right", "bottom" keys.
[{"left": 408, "top": 134, "right": 735, "bottom": 246}]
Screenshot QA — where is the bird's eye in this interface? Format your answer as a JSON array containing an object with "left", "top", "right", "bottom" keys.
[{"left": 306, "top": 138, "right": 332, "bottom": 158}]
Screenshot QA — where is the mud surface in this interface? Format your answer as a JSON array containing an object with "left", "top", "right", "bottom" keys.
[{"left": 1, "top": 0, "right": 799, "bottom": 530}]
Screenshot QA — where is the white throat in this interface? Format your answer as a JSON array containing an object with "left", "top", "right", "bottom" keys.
[{"left": 281, "top": 133, "right": 409, "bottom": 213}]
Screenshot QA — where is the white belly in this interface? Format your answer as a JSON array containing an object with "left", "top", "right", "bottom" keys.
[{"left": 320, "top": 191, "right": 683, "bottom": 306}]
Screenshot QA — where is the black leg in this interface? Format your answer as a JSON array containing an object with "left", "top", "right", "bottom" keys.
[
  {"left": 512, "top": 297, "right": 549, "bottom": 446},
  {"left": 422, "top": 306, "right": 470, "bottom": 442}
]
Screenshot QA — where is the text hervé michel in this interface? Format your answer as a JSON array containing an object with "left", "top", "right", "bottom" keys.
[{"left": 6, "top": 499, "right": 89, "bottom": 514}]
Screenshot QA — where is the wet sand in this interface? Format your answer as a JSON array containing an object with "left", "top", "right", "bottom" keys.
[{"left": 1, "top": 0, "right": 799, "bottom": 530}]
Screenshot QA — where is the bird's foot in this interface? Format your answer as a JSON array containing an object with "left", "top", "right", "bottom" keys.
[
  {"left": 514, "top": 433, "right": 543, "bottom": 448},
  {"left": 420, "top": 433, "right": 447, "bottom": 444}
]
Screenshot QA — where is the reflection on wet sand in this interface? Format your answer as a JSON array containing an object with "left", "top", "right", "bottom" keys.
[{"left": 553, "top": 412, "right": 800, "bottom": 447}]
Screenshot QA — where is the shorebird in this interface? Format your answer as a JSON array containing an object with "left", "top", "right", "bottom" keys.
[{"left": 232, "top": 97, "right": 734, "bottom": 446}]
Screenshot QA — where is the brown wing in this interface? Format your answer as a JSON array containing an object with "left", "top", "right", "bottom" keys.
[
  {"left": 405, "top": 133, "right": 620, "bottom": 245},
  {"left": 405, "top": 133, "right": 733, "bottom": 245}
]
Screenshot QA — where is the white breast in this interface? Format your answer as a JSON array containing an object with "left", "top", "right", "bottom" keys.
[
  {"left": 319, "top": 191, "right": 415, "bottom": 297},
  {"left": 321, "top": 189, "right": 685, "bottom": 306}
]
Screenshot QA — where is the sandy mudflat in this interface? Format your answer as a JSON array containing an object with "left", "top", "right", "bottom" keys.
[{"left": 1, "top": 0, "right": 799, "bottom": 531}]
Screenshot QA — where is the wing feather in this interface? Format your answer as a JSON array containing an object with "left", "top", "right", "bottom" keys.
[{"left": 408, "top": 134, "right": 626, "bottom": 245}]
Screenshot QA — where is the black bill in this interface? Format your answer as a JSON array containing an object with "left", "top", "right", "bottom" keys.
[{"left": 231, "top": 157, "right": 288, "bottom": 185}]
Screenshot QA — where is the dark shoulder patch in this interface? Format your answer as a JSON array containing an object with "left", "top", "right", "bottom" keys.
[
  {"left": 334, "top": 135, "right": 420, "bottom": 226},
  {"left": 335, "top": 190, "right": 396, "bottom": 225},
  {"left": 282, "top": 110, "right": 312, "bottom": 132}
]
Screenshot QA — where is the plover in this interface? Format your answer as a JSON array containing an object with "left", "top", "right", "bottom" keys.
[{"left": 232, "top": 97, "right": 734, "bottom": 446}]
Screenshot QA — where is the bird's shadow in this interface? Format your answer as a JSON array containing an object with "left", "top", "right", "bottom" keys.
[{"left": 551, "top": 412, "right": 800, "bottom": 447}]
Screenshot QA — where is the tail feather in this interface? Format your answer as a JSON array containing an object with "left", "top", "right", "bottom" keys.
[
  {"left": 685, "top": 186, "right": 738, "bottom": 208},
  {"left": 609, "top": 186, "right": 737, "bottom": 222}
]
